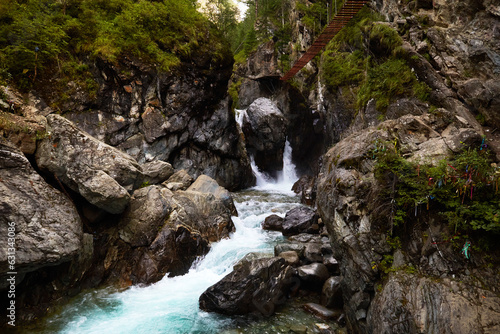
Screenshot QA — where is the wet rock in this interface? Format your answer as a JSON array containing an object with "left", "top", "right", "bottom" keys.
[
  {"left": 262, "top": 214, "right": 284, "bottom": 231},
  {"left": 282, "top": 207, "right": 320, "bottom": 236},
  {"left": 163, "top": 169, "right": 193, "bottom": 190},
  {"left": 36, "top": 114, "right": 143, "bottom": 214},
  {"left": 199, "top": 257, "right": 296, "bottom": 315},
  {"left": 304, "top": 243, "right": 323, "bottom": 263},
  {"left": 278, "top": 251, "right": 300, "bottom": 266},
  {"left": 140, "top": 160, "right": 174, "bottom": 185},
  {"left": 118, "top": 186, "right": 173, "bottom": 247},
  {"left": 297, "top": 263, "right": 330, "bottom": 289},
  {"left": 170, "top": 189, "right": 235, "bottom": 242},
  {"left": 274, "top": 243, "right": 306, "bottom": 257},
  {"left": 0, "top": 139, "right": 82, "bottom": 288},
  {"left": 323, "top": 255, "right": 340, "bottom": 275},
  {"left": 187, "top": 174, "right": 237, "bottom": 216},
  {"left": 242, "top": 98, "right": 287, "bottom": 175},
  {"left": 292, "top": 175, "right": 316, "bottom": 206},
  {"left": 303, "top": 303, "right": 342, "bottom": 320},
  {"left": 322, "top": 276, "right": 343, "bottom": 309}
]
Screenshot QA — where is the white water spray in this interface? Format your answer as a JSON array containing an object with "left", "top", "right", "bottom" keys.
[{"left": 37, "top": 130, "right": 300, "bottom": 334}]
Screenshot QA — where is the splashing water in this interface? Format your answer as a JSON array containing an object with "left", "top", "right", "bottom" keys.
[{"left": 32, "top": 169, "right": 300, "bottom": 334}]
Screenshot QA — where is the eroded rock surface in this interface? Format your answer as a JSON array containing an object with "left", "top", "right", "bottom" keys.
[
  {"left": 36, "top": 114, "right": 143, "bottom": 214},
  {"left": 199, "top": 257, "right": 296, "bottom": 316},
  {"left": 242, "top": 98, "right": 287, "bottom": 175},
  {"left": 0, "top": 139, "right": 82, "bottom": 289},
  {"left": 316, "top": 112, "right": 494, "bottom": 333}
]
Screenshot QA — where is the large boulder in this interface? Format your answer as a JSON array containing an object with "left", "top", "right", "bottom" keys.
[
  {"left": 242, "top": 98, "right": 287, "bottom": 176},
  {"left": 282, "top": 206, "right": 320, "bottom": 236},
  {"left": 199, "top": 257, "right": 296, "bottom": 316},
  {"left": 36, "top": 114, "right": 143, "bottom": 214},
  {"left": 322, "top": 276, "right": 344, "bottom": 309},
  {"left": 262, "top": 214, "right": 285, "bottom": 231},
  {"left": 118, "top": 186, "right": 173, "bottom": 247},
  {"left": 187, "top": 174, "right": 237, "bottom": 216},
  {"left": 140, "top": 160, "right": 174, "bottom": 185},
  {"left": 297, "top": 263, "right": 330, "bottom": 289},
  {"left": 0, "top": 139, "right": 82, "bottom": 288}
]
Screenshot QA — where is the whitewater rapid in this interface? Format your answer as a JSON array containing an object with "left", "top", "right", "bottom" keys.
[{"left": 36, "top": 141, "right": 300, "bottom": 334}]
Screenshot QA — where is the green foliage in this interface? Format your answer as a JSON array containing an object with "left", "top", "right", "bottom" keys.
[
  {"left": 0, "top": 0, "right": 221, "bottom": 90},
  {"left": 321, "top": 7, "right": 431, "bottom": 111},
  {"left": 200, "top": 0, "right": 239, "bottom": 38},
  {"left": 322, "top": 50, "right": 366, "bottom": 89},
  {"left": 295, "top": 0, "right": 329, "bottom": 36},
  {"left": 228, "top": 78, "right": 242, "bottom": 110},
  {"left": 357, "top": 59, "right": 420, "bottom": 110},
  {"left": 373, "top": 141, "right": 500, "bottom": 234}
]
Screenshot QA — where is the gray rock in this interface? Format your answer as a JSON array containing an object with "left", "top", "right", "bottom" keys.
[
  {"left": 187, "top": 175, "right": 237, "bottom": 216},
  {"left": 297, "top": 263, "right": 330, "bottom": 289},
  {"left": 323, "top": 254, "right": 340, "bottom": 274},
  {"left": 118, "top": 186, "right": 173, "bottom": 247},
  {"left": 140, "top": 160, "right": 174, "bottom": 185},
  {"left": 36, "top": 114, "right": 143, "bottom": 214},
  {"left": 0, "top": 140, "right": 82, "bottom": 288},
  {"left": 274, "top": 242, "right": 306, "bottom": 257},
  {"left": 235, "top": 40, "right": 281, "bottom": 80},
  {"left": 163, "top": 169, "right": 193, "bottom": 190},
  {"left": 304, "top": 243, "right": 323, "bottom": 263},
  {"left": 141, "top": 107, "right": 168, "bottom": 143},
  {"left": 282, "top": 206, "right": 320, "bottom": 236},
  {"left": 199, "top": 257, "right": 296, "bottom": 315},
  {"left": 321, "top": 276, "right": 343, "bottom": 309},
  {"left": 288, "top": 233, "right": 322, "bottom": 243},
  {"left": 262, "top": 214, "right": 284, "bottom": 231},
  {"left": 169, "top": 190, "right": 235, "bottom": 242},
  {"left": 242, "top": 98, "right": 287, "bottom": 175},
  {"left": 368, "top": 273, "right": 500, "bottom": 334}
]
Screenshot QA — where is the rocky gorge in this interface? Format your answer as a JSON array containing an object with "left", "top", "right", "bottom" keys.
[{"left": 1, "top": 0, "right": 500, "bottom": 333}]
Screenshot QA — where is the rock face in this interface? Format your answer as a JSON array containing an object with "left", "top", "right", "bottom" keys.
[
  {"left": 62, "top": 54, "right": 253, "bottom": 191},
  {"left": 36, "top": 114, "right": 143, "bottom": 214},
  {"left": 368, "top": 273, "right": 500, "bottom": 334},
  {"left": 242, "top": 98, "right": 287, "bottom": 175},
  {"left": 378, "top": 0, "right": 500, "bottom": 129},
  {"left": 0, "top": 139, "right": 82, "bottom": 289},
  {"left": 315, "top": 112, "right": 496, "bottom": 333},
  {"left": 199, "top": 257, "right": 296, "bottom": 316}
]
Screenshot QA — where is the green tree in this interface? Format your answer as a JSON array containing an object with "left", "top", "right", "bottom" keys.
[{"left": 202, "top": 0, "right": 239, "bottom": 37}]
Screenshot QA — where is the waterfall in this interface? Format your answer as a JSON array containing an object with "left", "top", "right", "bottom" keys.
[{"left": 236, "top": 109, "right": 298, "bottom": 194}]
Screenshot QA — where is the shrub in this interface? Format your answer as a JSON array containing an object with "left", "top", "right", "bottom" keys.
[{"left": 373, "top": 141, "right": 500, "bottom": 234}]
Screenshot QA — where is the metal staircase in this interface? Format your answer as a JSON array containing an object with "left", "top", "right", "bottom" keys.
[{"left": 281, "top": 0, "right": 369, "bottom": 81}]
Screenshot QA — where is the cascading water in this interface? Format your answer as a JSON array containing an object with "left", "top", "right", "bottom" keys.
[
  {"left": 30, "top": 108, "right": 303, "bottom": 334},
  {"left": 32, "top": 144, "right": 301, "bottom": 334},
  {"left": 235, "top": 108, "right": 298, "bottom": 194}
]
